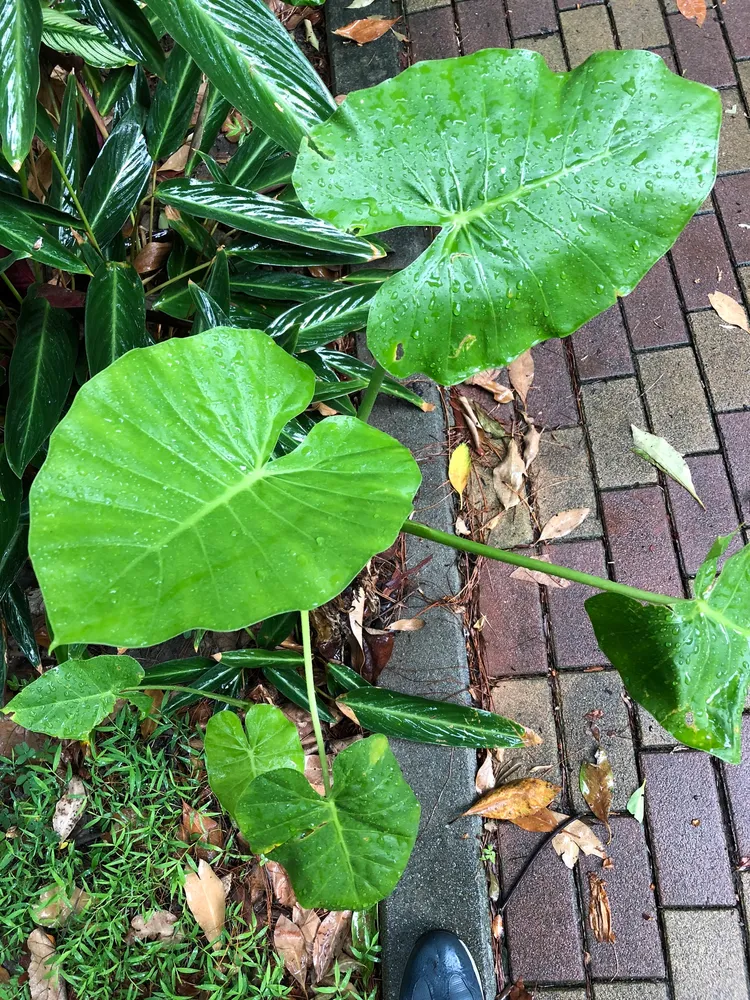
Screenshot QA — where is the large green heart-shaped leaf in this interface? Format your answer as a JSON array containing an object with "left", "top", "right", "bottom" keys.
[
  {"left": 235, "top": 734, "right": 420, "bottom": 909},
  {"left": 1, "top": 654, "right": 144, "bottom": 739},
  {"left": 294, "top": 49, "right": 721, "bottom": 385},
  {"left": 205, "top": 706, "right": 304, "bottom": 819},
  {"left": 30, "top": 328, "right": 421, "bottom": 648},
  {"left": 586, "top": 537, "right": 750, "bottom": 763}
]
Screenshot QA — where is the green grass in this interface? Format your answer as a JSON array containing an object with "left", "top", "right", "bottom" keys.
[{"left": 0, "top": 710, "right": 291, "bottom": 1000}]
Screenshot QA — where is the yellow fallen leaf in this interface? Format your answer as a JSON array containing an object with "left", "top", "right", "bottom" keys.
[
  {"left": 464, "top": 777, "right": 560, "bottom": 823},
  {"left": 183, "top": 859, "right": 225, "bottom": 946},
  {"left": 709, "top": 290, "right": 750, "bottom": 334},
  {"left": 448, "top": 442, "right": 471, "bottom": 498}
]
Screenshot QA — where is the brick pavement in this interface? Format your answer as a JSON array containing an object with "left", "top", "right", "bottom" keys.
[{"left": 387, "top": 0, "right": 750, "bottom": 994}]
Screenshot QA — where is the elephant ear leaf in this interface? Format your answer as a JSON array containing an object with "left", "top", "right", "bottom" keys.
[
  {"left": 586, "top": 538, "right": 750, "bottom": 763},
  {"left": 29, "top": 328, "right": 421, "bottom": 648},
  {"left": 294, "top": 48, "right": 722, "bottom": 385}
]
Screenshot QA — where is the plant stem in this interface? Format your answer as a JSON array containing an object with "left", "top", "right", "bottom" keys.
[
  {"left": 48, "top": 148, "right": 103, "bottom": 255},
  {"left": 357, "top": 361, "right": 387, "bottom": 422},
  {"left": 0, "top": 271, "right": 23, "bottom": 306},
  {"left": 300, "top": 609, "right": 331, "bottom": 796},
  {"left": 148, "top": 260, "right": 214, "bottom": 296},
  {"left": 126, "top": 685, "right": 250, "bottom": 709},
  {"left": 402, "top": 519, "right": 684, "bottom": 607}
]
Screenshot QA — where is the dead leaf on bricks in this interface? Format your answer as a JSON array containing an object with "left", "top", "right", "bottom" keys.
[
  {"left": 677, "top": 0, "right": 707, "bottom": 26},
  {"left": 550, "top": 812, "right": 607, "bottom": 869},
  {"left": 128, "top": 910, "right": 180, "bottom": 942},
  {"left": 333, "top": 16, "right": 400, "bottom": 44},
  {"left": 293, "top": 904, "right": 321, "bottom": 957},
  {"left": 508, "top": 350, "right": 534, "bottom": 406},
  {"left": 588, "top": 873, "right": 616, "bottom": 944},
  {"left": 183, "top": 860, "right": 225, "bottom": 946},
  {"left": 475, "top": 753, "right": 495, "bottom": 794},
  {"left": 464, "top": 778, "right": 561, "bottom": 824},
  {"left": 52, "top": 778, "right": 87, "bottom": 842},
  {"left": 510, "top": 560, "right": 571, "bottom": 589},
  {"left": 180, "top": 801, "right": 224, "bottom": 849},
  {"left": 509, "top": 982, "right": 533, "bottom": 1000},
  {"left": 267, "top": 860, "right": 296, "bottom": 908},
  {"left": 449, "top": 442, "right": 471, "bottom": 500},
  {"left": 27, "top": 928, "right": 67, "bottom": 1000},
  {"left": 470, "top": 400, "right": 507, "bottom": 441},
  {"left": 512, "top": 806, "right": 561, "bottom": 833},
  {"left": 466, "top": 370, "right": 514, "bottom": 404},
  {"left": 709, "top": 290, "right": 750, "bottom": 334},
  {"left": 493, "top": 439, "right": 525, "bottom": 510},
  {"left": 523, "top": 425, "right": 541, "bottom": 470},
  {"left": 274, "top": 915, "right": 309, "bottom": 987},
  {"left": 387, "top": 617, "right": 425, "bottom": 632},
  {"left": 539, "top": 508, "right": 590, "bottom": 542},
  {"left": 580, "top": 750, "right": 614, "bottom": 836},
  {"left": 312, "top": 910, "right": 352, "bottom": 981}
]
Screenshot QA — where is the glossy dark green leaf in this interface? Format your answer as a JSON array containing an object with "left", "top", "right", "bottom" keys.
[
  {"left": 0, "top": 0, "right": 42, "bottom": 170},
  {"left": 6, "top": 294, "right": 78, "bottom": 477},
  {"left": 41, "top": 8, "right": 134, "bottom": 68},
  {"left": 146, "top": 44, "right": 202, "bottom": 161},
  {"left": 194, "top": 149, "right": 226, "bottom": 183},
  {"left": 80, "top": 0, "right": 165, "bottom": 75},
  {"left": 295, "top": 49, "right": 722, "bottom": 385},
  {"left": 256, "top": 610, "right": 296, "bottom": 649},
  {"left": 267, "top": 284, "right": 377, "bottom": 350},
  {"left": 205, "top": 706, "right": 304, "bottom": 819},
  {"left": 229, "top": 237, "right": 386, "bottom": 268},
  {"left": 98, "top": 66, "right": 135, "bottom": 117},
  {"left": 163, "top": 659, "right": 242, "bottom": 712},
  {"left": 30, "top": 328, "right": 422, "bottom": 647},
  {"left": 1, "top": 581, "right": 40, "bottom": 667},
  {"left": 339, "top": 687, "right": 537, "bottom": 748},
  {"left": 327, "top": 660, "right": 371, "bottom": 694},
  {"left": 231, "top": 271, "right": 334, "bottom": 302},
  {"left": 316, "top": 349, "right": 429, "bottom": 410},
  {"left": 228, "top": 300, "right": 275, "bottom": 330},
  {"left": 184, "top": 83, "right": 229, "bottom": 177},
  {"left": 0, "top": 446, "right": 22, "bottom": 554},
  {"left": 164, "top": 207, "right": 216, "bottom": 258},
  {"left": 586, "top": 539, "right": 750, "bottom": 762},
  {"left": 0, "top": 496, "right": 27, "bottom": 601},
  {"left": 81, "top": 109, "right": 152, "bottom": 247},
  {"left": 215, "top": 647, "right": 304, "bottom": 669},
  {"left": 261, "top": 665, "right": 335, "bottom": 724},
  {"left": 252, "top": 155, "right": 294, "bottom": 192},
  {"left": 235, "top": 734, "right": 419, "bottom": 909},
  {"left": 151, "top": 281, "right": 194, "bottom": 320},
  {"left": 157, "top": 178, "right": 379, "bottom": 261},
  {"left": 48, "top": 76, "right": 82, "bottom": 250},
  {"left": 85, "top": 261, "right": 149, "bottom": 376},
  {"left": 224, "top": 128, "right": 280, "bottom": 188},
  {"left": 143, "top": 655, "right": 214, "bottom": 685},
  {"left": 189, "top": 282, "right": 228, "bottom": 332},
  {"left": 0, "top": 194, "right": 87, "bottom": 272},
  {"left": 1, "top": 654, "right": 144, "bottom": 738},
  {"left": 145, "top": 0, "right": 335, "bottom": 153},
  {"left": 0, "top": 190, "right": 79, "bottom": 229},
  {"left": 34, "top": 101, "right": 57, "bottom": 150}
]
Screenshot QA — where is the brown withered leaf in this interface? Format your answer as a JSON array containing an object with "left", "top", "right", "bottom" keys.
[
  {"left": 493, "top": 439, "right": 525, "bottom": 510},
  {"left": 27, "top": 928, "right": 67, "bottom": 1000},
  {"left": 293, "top": 904, "right": 321, "bottom": 957},
  {"left": 304, "top": 753, "right": 328, "bottom": 796},
  {"left": 158, "top": 143, "right": 191, "bottom": 173},
  {"left": 465, "top": 369, "right": 514, "bottom": 404},
  {"left": 129, "top": 910, "right": 180, "bottom": 942},
  {"left": 274, "top": 915, "right": 309, "bottom": 987},
  {"left": 133, "top": 241, "right": 172, "bottom": 275},
  {"left": 333, "top": 16, "right": 400, "bottom": 44},
  {"left": 550, "top": 812, "right": 607, "bottom": 869},
  {"left": 709, "top": 290, "right": 750, "bottom": 334},
  {"left": 510, "top": 562, "right": 571, "bottom": 589},
  {"left": 139, "top": 689, "right": 164, "bottom": 738},
  {"left": 508, "top": 350, "right": 534, "bottom": 405},
  {"left": 33, "top": 886, "right": 90, "bottom": 928},
  {"left": 312, "top": 910, "right": 352, "bottom": 981},
  {"left": 588, "top": 873, "right": 616, "bottom": 944},
  {"left": 512, "top": 806, "right": 561, "bottom": 833},
  {"left": 580, "top": 750, "right": 614, "bottom": 836},
  {"left": 387, "top": 617, "right": 425, "bottom": 632},
  {"left": 52, "top": 778, "right": 87, "bottom": 842},
  {"left": 475, "top": 753, "right": 495, "bottom": 795},
  {"left": 509, "top": 982, "right": 533, "bottom": 1000},
  {"left": 183, "top": 860, "right": 225, "bottom": 946},
  {"left": 464, "top": 778, "right": 560, "bottom": 824},
  {"left": 677, "top": 0, "right": 706, "bottom": 26},
  {"left": 539, "top": 507, "right": 590, "bottom": 542},
  {"left": 523, "top": 425, "right": 541, "bottom": 470},
  {"left": 180, "top": 801, "right": 224, "bottom": 849},
  {"left": 267, "top": 860, "right": 296, "bottom": 908}
]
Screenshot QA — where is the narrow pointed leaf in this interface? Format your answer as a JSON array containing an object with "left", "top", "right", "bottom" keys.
[
  {"left": 316, "top": 349, "right": 429, "bottom": 409},
  {"left": 6, "top": 294, "right": 78, "bottom": 477},
  {"left": 267, "top": 284, "right": 378, "bottom": 350},
  {"left": 48, "top": 76, "right": 82, "bottom": 249},
  {"left": 228, "top": 237, "right": 379, "bottom": 268},
  {"left": 235, "top": 735, "right": 420, "bottom": 909},
  {"left": 294, "top": 49, "right": 722, "bottom": 385},
  {"left": 0, "top": 447, "right": 22, "bottom": 554},
  {"left": 1, "top": 654, "right": 144, "bottom": 738},
  {"left": 80, "top": 0, "right": 165, "bottom": 75},
  {"left": 82, "top": 111, "right": 152, "bottom": 247},
  {"left": 631, "top": 424, "right": 703, "bottom": 506},
  {"left": 85, "top": 261, "right": 149, "bottom": 376},
  {"left": 184, "top": 82, "right": 229, "bottom": 176},
  {"left": 146, "top": 45, "right": 202, "bottom": 161},
  {"left": 1, "top": 581, "right": 40, "bottom": 667},
  {"left": 224, "top": 128, "right": 282, "bottom": 188},
  {"left": 231, "top": 271, "right": 334, "bottom": 302},
  {"left": 30, "top": 328, "right": 421, "bottom": 647},
  {"left": 157, "top": 178, "right": 379, "bottom": 260},
  {"left": 0, "top": 193, "right": 87, "bottom": 273},
  {"left": 262, "top": 665, "right": 336, "bottom": 724},
  {"left": 189, "top": 283, "right": 229, "bottom": 332},
  {"left": 145, "top": 0, "right": 335, "bottom": 152},
  {"left": 586, "top": 539, "right": 750, "bottom": 763},
  {"left": 205, "top": 706, "right": 304, "bottom": 819},
  {"left": 41, "top": 8, "right": 134, "bottom": 68},
  {"left": 338, "top": 687, "right": 539, "bottom": 748},
  {"left": 0, "top": 190, "right": 80, "bottom": 228},
  {"left": 0, "top": 0, "right": 42, "bottom": 170}
]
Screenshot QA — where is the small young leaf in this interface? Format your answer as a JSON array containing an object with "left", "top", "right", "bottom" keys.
[
  {"left": 626, "top": 781, "right": 646, "bottom": 824},
  {"left": 631, "top": 425, "right": 703, "bottom": 506},
  {"left": 448, "top": 442, "right": 471, "bottom": 498}
]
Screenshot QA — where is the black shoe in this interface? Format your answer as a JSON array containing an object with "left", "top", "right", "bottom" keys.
[{"left": 400, "top": 931, "right": 484, "bottom": 1000}]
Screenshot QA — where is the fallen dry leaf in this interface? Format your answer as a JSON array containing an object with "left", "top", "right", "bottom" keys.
[
  {"left": 456, "top": 516, "right": 471, "bottom": 536},
  {"left": 491, "top": 913, "right": 503, "bottom": 940},
  {"left": 709, "top": 290, "right": 750, "bottom": 334},
  {"left": 510, "top": 564, "right": 571, "bottom": 589},
  {"left": 580, "top": 750, "right": 614, "bottom": 836},
  {"left": 180, "top": 801, "right": 224, "bottom": 849},
  {"left": 267, "top": 860, "right": 296, "bottom": 908},
  {"left": 677, "top": 0, "right": 706, "bottom": 26},
  {"left": 333, "top": 16, "right": 399, "bottom": 44},
  {"left": 471, "top": 401, "right": 507, "bottom": 440},
  {"left": 387, "top": 617, "right": 425, "bottom": 632},
  {"left": 293, "top": 904, "right": 321, "bottom": 957},
  {"left": 129, "top": 910, "right": 179, "bottom": 942},
  {"left": 464, "top": 778, "right": 560, "bottom": 824},
  {"left": 508, "top": 350, "right": 534, "bottom": 405},
  {"left": 523, "top": 425, "right": 541, "bottom": 470},
  {"left": 348, "top": 585, "right": 366, "bottom": 659},
  {"left": 312, "top": 910, "right": 352, "bottom": 981},
  {"left": 588, "top": 873, "right": 616, "bottom": 944},
  {"left": 551, "top": 812, "right": 607, "bottom": 869},
  {"left": 304, "top": 753, "right": 328, "bottom": 795},
  {"left": 449, "top": 442, "right": 471, "bottom": 498},
  {"left": 466, "top": 369, "right": 514, "bottom": 403},
  {"left": 493, "top": 439, "right": 525, "bottom": 510},
  {"left": 475, "top": 753, "right": 495, "bottom": 795},
  {"left": 539, "top": 508, "right": 590, "bottom": 542},
  {"left": 158, "top": 143, "right": 191, "bottom": 173},
  {"left": 274, "top": 915, "right": 308, "bottom": 987},
  {"left": 33, "top": 886, "right": 90, "bottom": 928},
  {"left": 183, "top": 860, "right": 225, "bottom": 946},
  {"left": 509, "top": 982, "right": 533, "bottom": 1000},
  {"left": 52, "top": 778, "right": 87, "bottom": 842},
  {"left": 28, "top": 928, "right": 67, "bottom": 1000},
  {"left": 512, "top": 805, "right": 561, "bottom": 833},
  {"left": 133, "top": 241, "right": 171, "bottom": 275},
  {"left": 631, "top": 424, "right": 703, "bottom": 506}
]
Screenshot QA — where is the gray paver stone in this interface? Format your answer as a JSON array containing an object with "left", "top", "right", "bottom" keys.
[
  {"left": 514, "top": 33, "right": 567, "bottom": 73},
  {"left": 691, "top": 309, "right": 750, "bottom": 412},
  {"left": 581, "top": 378, "right": 657, "bottom": 488},
  {"left": 610, "top": 0, "right": 668, "bottom": 49},
  {"left": 530, "top": 427, "right": 602, "bottom": 540},
  {"left": 492, "top": 677, "right": 562, "bottom": 784},
  {"left": 665, "top": 909, "right": 750, "bottom": 1000},
  {"left": 594, "top": 986, "right": 669, "bottom": 1000},
  {"left": 560, "top": 5, "right": 615, "bottom": 66},
  {"left": 637, "top": 346, "right": 717, "bottom": 454},
  {"left": 719, "top": 87, "right": 750, "bottom": 174}
]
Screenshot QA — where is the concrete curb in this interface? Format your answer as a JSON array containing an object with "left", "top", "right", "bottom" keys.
[{"left": 324, "top": 15, "right": 496, "bottom": 1000}]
